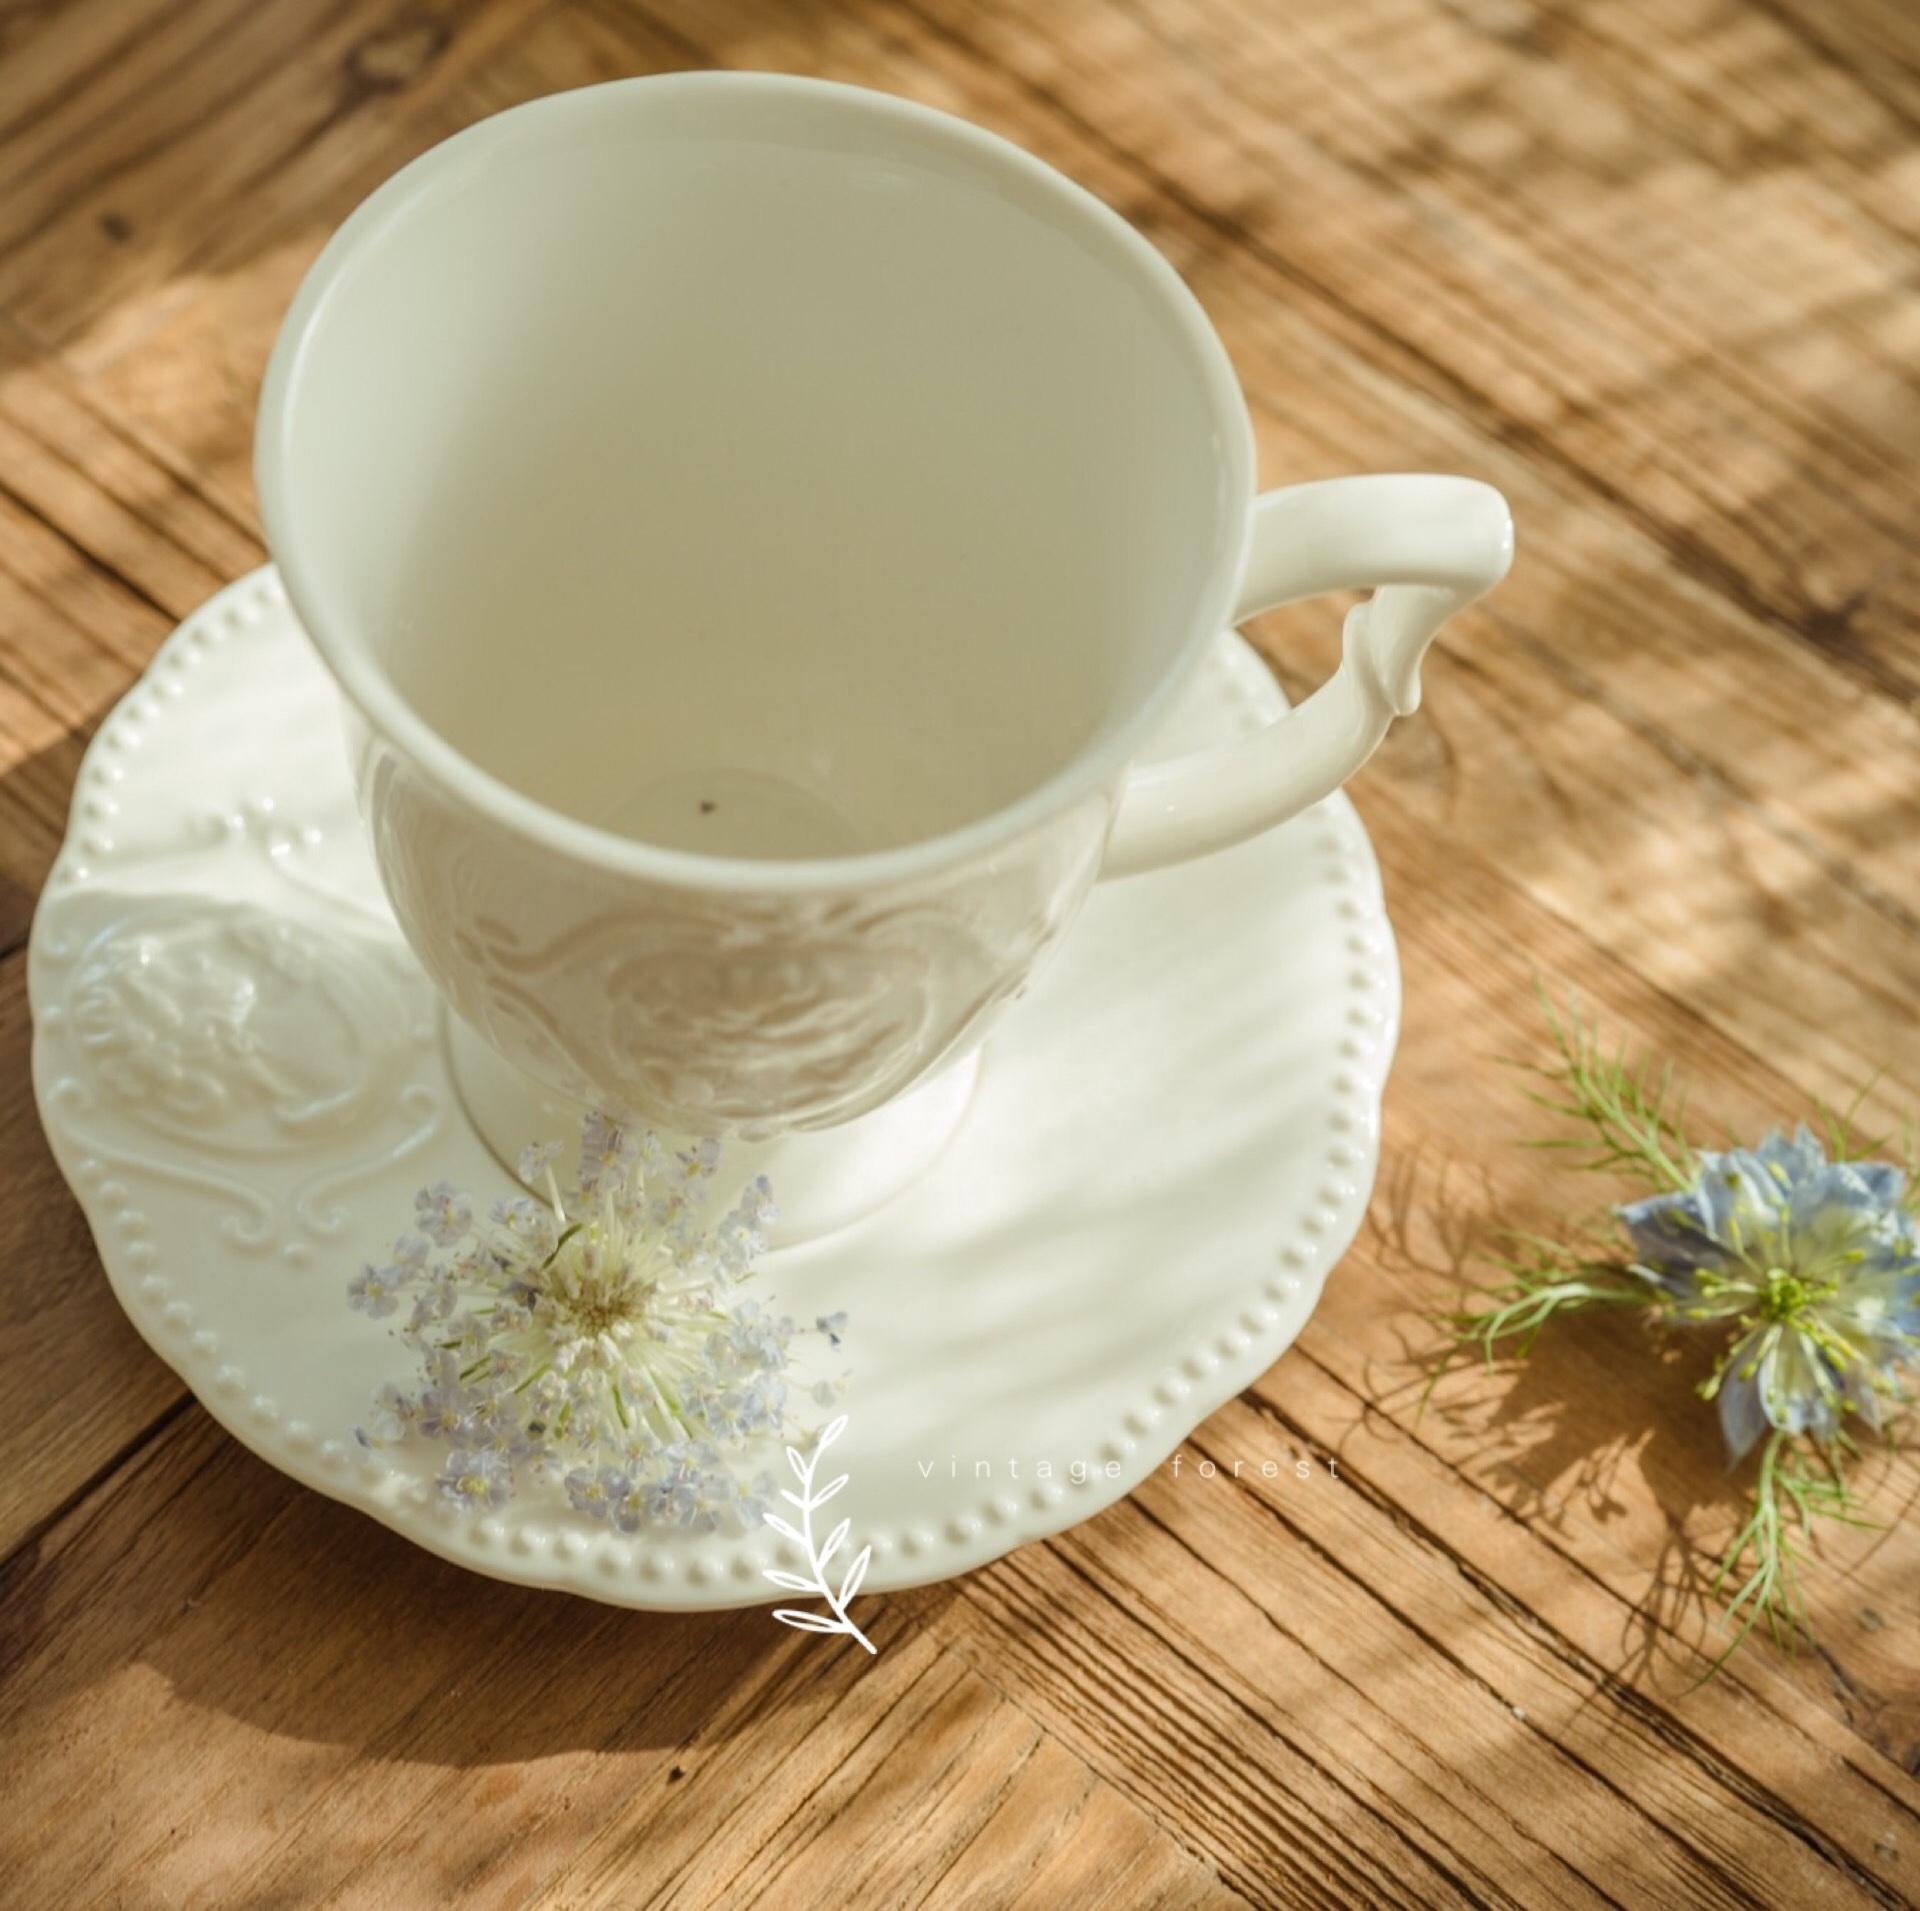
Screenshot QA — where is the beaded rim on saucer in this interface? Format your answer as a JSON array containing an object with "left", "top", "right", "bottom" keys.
[{"left": 29, "top": 569, "right": 1397, "bottom": 1611}]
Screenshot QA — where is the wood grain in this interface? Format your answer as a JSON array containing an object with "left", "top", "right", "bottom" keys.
[{"left": 1, "top": 0, "right": 1917, "bottom": 1902}]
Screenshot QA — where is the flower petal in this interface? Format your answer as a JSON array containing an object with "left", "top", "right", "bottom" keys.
[
  {"left": 1759, "top": 1329, "right": 1842, "bottom": 1441},
  {"left": 1716, "top": 1356, "right": 1770, "bottom": 1464},
  {"left": 1837, "top": 1159, "right": 1906, "bottom": 1209},
  {"left": 1617, "top": 1187, "right": 1736, "bottom": 1294}
]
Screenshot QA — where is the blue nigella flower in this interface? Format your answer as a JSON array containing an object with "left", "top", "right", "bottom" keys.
[{"left": 1617, "top": 1125, "right": 1920, "bottom": 1461}]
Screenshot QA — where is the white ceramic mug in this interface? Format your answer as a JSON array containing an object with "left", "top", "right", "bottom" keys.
[{"left": 257, "top": 72, "right": 1512, "bottom": 1143}]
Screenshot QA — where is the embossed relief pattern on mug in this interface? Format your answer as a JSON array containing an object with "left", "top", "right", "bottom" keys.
[{"left": 361, "top": 740, "right": 1113, "bottom": 1135}]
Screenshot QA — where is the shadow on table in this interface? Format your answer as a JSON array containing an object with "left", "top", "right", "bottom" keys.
[
  {"left": 1355, "top": 1139, "right": 1920, "bottom": 1696},
  {"left": 14, "top": 877, "right": 900, "bottom": 1772},
  {"left": 6, "top": 0, "right": 1918, "bottom": 1795},
  {"left": 8, "top": 1394, "right": 916, "bottom": 1766},
  {"left": 11, "top": 796, "right": 905, "bottom": 1771}
]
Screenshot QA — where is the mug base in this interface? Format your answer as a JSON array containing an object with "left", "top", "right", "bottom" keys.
[{"left": 442, "top": 1011, "right": 981, "bottom": 1247}]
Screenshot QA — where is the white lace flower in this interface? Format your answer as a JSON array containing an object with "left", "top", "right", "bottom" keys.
[{"left": 350, "top": 1114, "right": 843, "bottom": 1528}]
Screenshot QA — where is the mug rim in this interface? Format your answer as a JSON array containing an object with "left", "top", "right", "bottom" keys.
[{"left": 256, "top": 70, "right": 1258, "bottom": 895}]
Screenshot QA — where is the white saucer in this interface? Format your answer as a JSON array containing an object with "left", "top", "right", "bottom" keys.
[{"left": 29, "top": 570, "right": 1399, "bottom": 1611}]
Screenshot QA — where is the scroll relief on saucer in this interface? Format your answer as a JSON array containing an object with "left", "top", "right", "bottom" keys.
[{"left": 30, "top": 568, "right": 1401, "bottom": 1611}]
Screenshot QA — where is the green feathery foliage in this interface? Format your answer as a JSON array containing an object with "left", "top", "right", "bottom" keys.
[{"left": 1433, "top": 991, "right": 1912, "bottom": 1673}]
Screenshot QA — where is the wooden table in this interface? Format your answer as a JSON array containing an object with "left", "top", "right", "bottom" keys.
[{"left": 3, "top": 1, "right": 1918, "bottom": 1903}]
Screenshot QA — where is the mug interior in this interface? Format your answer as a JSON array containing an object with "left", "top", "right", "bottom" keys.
[{"left": 267, "top": 78, "right": 1243, "bottom": 863}]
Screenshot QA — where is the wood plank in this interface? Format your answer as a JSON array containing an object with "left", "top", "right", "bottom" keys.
[
  {"left": 1350, "top": 613, "right": 1920, "bottom": 1106},
  {"left": 875, "top": 0, "right": 1920, "bottom": 703},
  {"left": 0, "top": 553, "right": 152, "bottom": 898},
  {"left": 54, "top": 0, "right": 702, "bottom": 523},
  {"left": 0, "top": 0, "right": 1916, "bottom": 1902},
  {"left": 1455, "top": 0, "right": 1920, "bottom": 252},
  {"left": 1293, "top": 841, "right": 1920, "bottom": 1774},
  {"left": 1177, "top": 1403, "right": 1895, "bottom": 1910},
  {"left": 0, "top": 0, "right": 552, "bottom": 354},
  {"left": 1270, "top": 1336, "right": 1920, "bottom": 1894},
  {"left": 0, "top": 322, "right": 260, "bottom": 607},
  {"left": 930, "top": 1736, "right": 1251, "bottom": 1909},
  {"left": 1738, "top": 0, "right": 1920, "bottom": 134},
  {"left": 0, "top": 1398, "right": 1241, "bottom": 1907},
  {"left": 0, "top": 340, "right": 234, "bottom": 896},
  {"left": 0, "top": 952, "right": 184, "bottom": 1566},
  {"left": 49, "top": 0, "right": 1920, "bottom": 944},
  {"left": 0, "top": 718, "right": 87, "bottom": 904},
  {"left": 0, "top": 1406, "right": 784, "bottom": 1904},
  {"left": 0, "top": 471, "right": 177, "bottom": 672},
  {"left": 930, "top": 1514, "right": 1704, "bottom": 1907}
]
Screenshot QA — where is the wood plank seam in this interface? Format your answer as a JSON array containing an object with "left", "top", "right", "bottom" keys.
[
  {"left": 1116, "top": 1493, "right": 1621, "bottom": 1911},
  {"left": 736, "top": 1674, "right": 1051, "bottom": 1910},
  {"left": 529, "top": 1604, "right": 942, "bottom": 1901},
  {"left": 0, "top": 462, "right": 183, "bottom": 632},
  {"left": 1239, "top": 1375, "right": 1920, "bottom": 1867},
  {"left": 0, "top": 373, "right": 262, "bottom": 577},
  {"left": 1178, "top": 1424, "right": 1888, "bottom": 1910},
  {"left": 0, "top": 1390, "right": 196, "bottom": 1660},
  {"left": 966, "top": 1535, "right": 1491, "bottom": 1909},
  {"left": 0, "top": 324, "right": 266, "bottom": 555}
]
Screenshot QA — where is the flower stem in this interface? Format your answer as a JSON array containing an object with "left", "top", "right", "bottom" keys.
[
  {"left": 1517, "top": 988, "right": 1697, "bottom": 1192},
  {"left": 1704, "top": 1429, "right": 1875, "bottom": 1680}
]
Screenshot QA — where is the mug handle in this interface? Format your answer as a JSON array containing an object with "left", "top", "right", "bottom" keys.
[{"left": 1101, "top": 474, "right": 1514, "bottom": 878}]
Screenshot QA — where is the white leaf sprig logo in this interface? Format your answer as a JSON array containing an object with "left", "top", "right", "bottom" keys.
[{"left": 761, "top": 1414, "right": 877, "bottom": 1654}]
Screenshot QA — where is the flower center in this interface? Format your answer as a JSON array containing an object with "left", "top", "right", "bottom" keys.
[
  {"left": 560, "top": 1282, "right": 645, "bottom": 1339},
  {"left": 542, "top": 1234, "right": 656, "bottom": 1343},
  {"left": 1759, "top": 1264, "right": 1812, "bottom": 1321}
]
